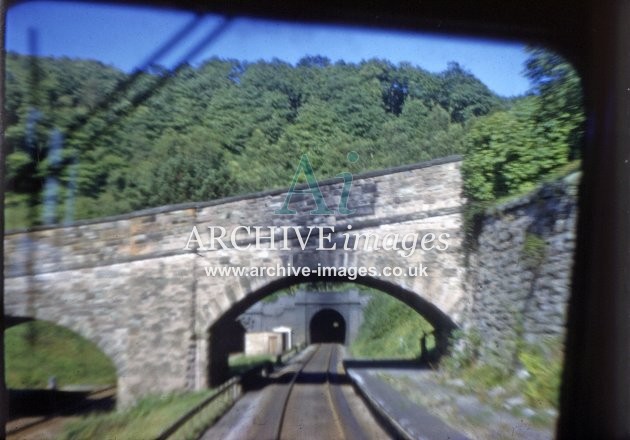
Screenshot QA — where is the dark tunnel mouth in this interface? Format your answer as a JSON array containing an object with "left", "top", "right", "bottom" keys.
[{"left": 309, "top": 308, "right": 346, "bottom": 344}]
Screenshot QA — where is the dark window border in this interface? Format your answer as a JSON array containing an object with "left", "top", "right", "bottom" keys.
[{"left": 2, "top": 0, "right": 628, "bottom": 437}]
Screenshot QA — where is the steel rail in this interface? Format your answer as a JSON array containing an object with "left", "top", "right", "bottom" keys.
[{"left": 274, "top": 344, "right": 322, "bottom": 440}]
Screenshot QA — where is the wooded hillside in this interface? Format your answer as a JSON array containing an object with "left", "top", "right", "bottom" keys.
[{"left": 5, "top": 49, "right": 582, "bottom": 229}]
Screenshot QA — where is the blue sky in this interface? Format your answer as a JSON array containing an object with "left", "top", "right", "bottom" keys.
[{"left": 7, "top": 1, "right": 532, "bottom": 97}]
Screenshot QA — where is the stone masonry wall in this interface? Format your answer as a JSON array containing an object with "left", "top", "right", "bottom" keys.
[
  {"left": 465, "top": 173, "right": 579, "bottom": 365},
  {"left": 4, "top": 156, "right": 467, "bottom": 405}
]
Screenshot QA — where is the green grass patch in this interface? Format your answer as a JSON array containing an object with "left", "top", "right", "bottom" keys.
[
  {"left": 350, "top": 293, "right": 434, "bottom": 359},
  {"left": 4, "top": 193, "right": 35, "bottom": 231},
  {"left": 59, "top": 352, "right": 273, "bottom": 439},
  {"left": 60, "top": 389, "right": 228, "bottom": 440},
  {"left": 461, "top": 364, "right": 510, "bottom": 393},
  {"left": 518, "top": 338, "right": 563, "bottom": 408},
  {"left": 5, "top": 321, "right": 116, "bottom": 389},
  {"left": 521, "top": 232, "right": 547, "bottom": 269},
  {"left": 228, "top": 353, "right": 275, "bottom": 376}
]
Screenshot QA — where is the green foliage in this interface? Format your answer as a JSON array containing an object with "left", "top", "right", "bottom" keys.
[
  {"left": 135, "top": 127, "right": 237, "bottom": 207},
  {"left": 521, "top": 233, "right": 547, "bottom": 269},
  {"left": 461, "top": 364, "right": 510, "bottom": 391},
  {"left": 228, "top": 353, "right": 274, "bottom": 375},
  {"left": 6, "top": 48, "right": 581, "bottom": 231},
  {"left": 60, "top": 389, "right": 226, "bottom": 440},
  {"left": 461, "top": 48, "right": 583, "bottom": 254},
  {"left": 351, "top": 293, "right": 434, "bottom": 359},
  {"left": 440, "top": 328, "right": 482, "bottom": 371},
  {"left": 462, "top": 48, "right": 583, "bottom": 205},
  {"left": 463, "top": 97, "right": 551, "bottom": 202},
  {"left": 4, "top": 192, "right": 34, "bottom": 230},
  {"left": 440, "top": 330, "right": 564, "bottom": 411},
  {"left": 517, "top": 338, "right": 563, "bottom": 408},
  {"left": 437, "top": 62, "right": 504, "bottom": 123},
  {"left": 524, "top": 48, "right": 585, "bottom": 161},
  {"left": 461, "top": 200, "right": 490, "bottom": 252},
  {"left": 5, "top": 320, "right": 116, "bottom": 388},
  {"left": 4, "top": 52, "right": 504, "bottom": 229},
  {"left": 57, "top": 352, "right": 273, "bottom": 439}
]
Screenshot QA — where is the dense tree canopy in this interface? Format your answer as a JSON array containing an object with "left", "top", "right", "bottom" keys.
[
  {"left": 4, "top": 49, "right": 582, "bottom": 229},
  {"left": 461, "top": 48, "right": 584, "bottom": 203}
]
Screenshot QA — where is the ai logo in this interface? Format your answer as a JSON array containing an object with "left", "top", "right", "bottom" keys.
[{"left": 275, "top": 153, "right": 357, "bottom": 215}]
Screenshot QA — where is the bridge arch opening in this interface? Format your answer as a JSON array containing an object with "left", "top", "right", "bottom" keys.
[
  {"left": 205, "top": 272, "right": 459, "bottom": 386},
  {"left": 4, "top": 318, "right": 118, "bottom": 390},
  {"left": 4, "top": 318, "right": 118, "bottom": 418},
  {"left": 309, "top": 308, "right": 346, "bottom": 344}
]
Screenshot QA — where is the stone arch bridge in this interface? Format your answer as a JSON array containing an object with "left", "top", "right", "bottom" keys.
[{"left": 4, "top": 156, "right": 466, "bottom": 405}]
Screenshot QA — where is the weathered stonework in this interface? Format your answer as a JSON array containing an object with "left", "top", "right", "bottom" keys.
[
  {"left": 464, "top": 173, "right": 579, "bottom": 366},
  {"left": 4, "top": 156, "right": 467, "bottom": 405}
]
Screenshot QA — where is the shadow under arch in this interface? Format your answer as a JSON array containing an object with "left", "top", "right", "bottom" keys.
[
  {"left": 205, "top": 274, "right": 458, "bottom": 386},
  {"left": 4, "top": 316, "right": 34, "bottom": 329},
  {"left": 4, "top": 317, "right": 118, "bottom": 419}
]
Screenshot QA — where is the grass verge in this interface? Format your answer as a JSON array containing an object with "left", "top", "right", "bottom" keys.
[
  {"left": 59, "top": 352, "right": 274, "bottom": 439},
  {"left": 5, "top": 321, "right": 116, "bottom": 388},
  {"left": 228, "top": 353, "right": 275, "bottom": 376},
  {"left": 440, "top": 330, "right": 563, "bottom": 424},
  {"left": 60, "top": 389, "right": 229, "bottom": 440}
]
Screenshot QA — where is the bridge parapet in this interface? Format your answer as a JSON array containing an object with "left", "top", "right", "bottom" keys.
[{"left": 5, "top": 156, "right": 463, "bottom": 277}]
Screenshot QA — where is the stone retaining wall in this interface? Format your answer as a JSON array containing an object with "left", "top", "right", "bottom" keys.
[{"left": 465, "top": 173, "right": 579, "bottom": 365}]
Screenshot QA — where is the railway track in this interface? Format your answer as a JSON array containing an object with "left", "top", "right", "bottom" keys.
[
  {"left": 253, "top": 343, "right": 368, "bottom": 440},
  {"left": 6, "top": 386, "right": 116, "bottom": 440},
  {"left": 200, "top": 343, "right": 390, "bottom": 440},
  {"left": 278, "top": 343, "right": 366, "bottom": 440}
]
